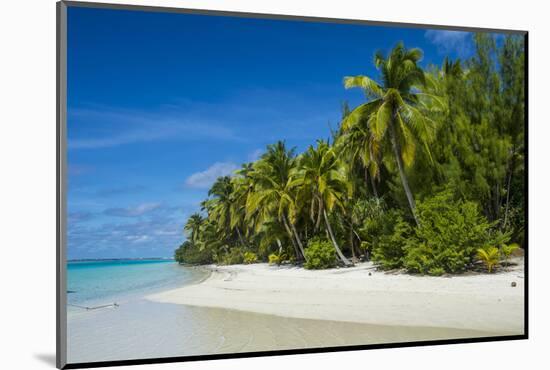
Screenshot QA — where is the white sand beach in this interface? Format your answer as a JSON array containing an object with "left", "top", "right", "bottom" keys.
[{"left": 148, "top": 258, "right": 525, "bottom": 334}]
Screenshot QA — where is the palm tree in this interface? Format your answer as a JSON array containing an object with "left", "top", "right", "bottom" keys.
[
  {"left": 500, "top": 243, "right": 519, "bottom": 267},
  {"left": 336, "top": 103, "right": 381, "bottom": 198},
  {"left": 293, "top": 140, "right": 352, "bottom": 266},
  {"left": 207, "top": 176, "right": 233, "bottom": 235},
  {"left": 255, "top": 218, "right": 290, "bottom": 259},
  {"left": 342, "top": 42, "right": 439, "bottom": 225},
  {"left": 477, "top": 247, "right": 500, "bottom": 273},
  {"left": 184, "top": 213, "right": 204, "bottom": 244},
  {"left": 208, "top": 176, "right": 247, "bottom": 247},
  {"left": 246, "top": 141, "right": 306, "bottom": 261},
  {"left": 197, "top": 218, "right": 226, "bottom": 258},
  {"left": 229, "top": 164, "right": 256, "bottom": 248}
]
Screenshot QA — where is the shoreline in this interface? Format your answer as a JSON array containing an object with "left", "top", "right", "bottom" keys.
[{"left": 148, "top": 258, "right": 524, "bottom": 334}]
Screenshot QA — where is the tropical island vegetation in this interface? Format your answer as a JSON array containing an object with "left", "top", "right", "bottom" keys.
[{"left": 174, "top": 34, "right": 525, "bottom": 275}]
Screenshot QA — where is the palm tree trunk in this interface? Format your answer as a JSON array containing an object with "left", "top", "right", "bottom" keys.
[
  {"left": 276, "top": 238, "right": 283, "bottom": 255},
  {"left": 389, "top": 122, "right": 419, "bottom": 226},
  {"left": 281, "top": 217, "right": 300, "bottom": 258},
  {"left": 235, "top": 227, "right": 247, "bottom": 248},
  {"left": 352, "top": 229, "right": 365, "bottom": 259},
  {"left": 289, "top": 220, "right": 306, "bottom": 259},
  {"left": 370, "top": 173, "right": 379, "bottom": 198},
  {"left": 282, "top": 215, "right": 304, "bottom": 261},
  {"left": 314, "top": 198, "right": 323, "bottom": 231},
  {"left": 365, "top": 167, "right": 379, "bottom": 198},
  {"left": 323, "top": 209, "right": 352, "bottom": 266},
  {"left": 349, "top": 226, "right": 356, "bottom": 260}
]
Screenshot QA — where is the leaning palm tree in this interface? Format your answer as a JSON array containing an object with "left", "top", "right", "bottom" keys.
[
  {"left": 229, "top": 164, "right": 256, "bottom": 247},
  {"left": 196, "top": 218, "right": 226, "bottom": 258},
  {"left": 209, "top": 175, "right": 252, "bottom": 248},
  {"left": 184, "top": 213, "right": 204, "bottom": 244},
  {"left": 207, "top": 176, "right": 233, "bottom": 236},
  {"left": 254, "top": 217, "right": 289, "bottom": 259},
  {"left": 293, "top": 140, "right": 352, "bottom": 266},
  {"left": 342, "top": 42, "right": 440, "bottom": 225}
]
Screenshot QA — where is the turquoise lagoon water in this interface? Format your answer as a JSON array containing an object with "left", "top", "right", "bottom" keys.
[{"left": 67, "top": 259, "right": 207, "bottom": 307}]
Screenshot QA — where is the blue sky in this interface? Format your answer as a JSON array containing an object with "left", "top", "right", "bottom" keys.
[{"left": 67, "top": 6, "right": 477, "bottom": 260}]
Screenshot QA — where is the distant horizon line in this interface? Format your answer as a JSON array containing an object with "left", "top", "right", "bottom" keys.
[{"left": 67, "top": 257, "right": 174, "bottom": 262}]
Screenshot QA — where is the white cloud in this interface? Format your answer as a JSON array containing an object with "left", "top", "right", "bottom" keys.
[
  {"left": 103, "top": 202, "right": 162, "bottom": 217},
  {"left": 247, "top": 148, "right": 263, "bottom": 162},
  {"left": 425, "top": 30, "right": 472, "bottom": 57},
  {"left": 67, "top": 206, "right": 189, "bottom": 259},
  {"left": 67, "top": 107, "right": 241, "bottom": 150},
  {"left": 185, "top": 162, "right": 238, "bottom": 189},
  {"left": 125, "top": 235, "right": 151, "bottom": 243}
]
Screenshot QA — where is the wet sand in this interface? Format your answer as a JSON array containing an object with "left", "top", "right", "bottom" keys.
[{"left": 67, "top": 298, "right": 500, "bottom": 364}]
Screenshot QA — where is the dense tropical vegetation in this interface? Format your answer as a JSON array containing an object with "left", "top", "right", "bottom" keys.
[{"left": 175, "top": 34, "right": 525, "bottom": 274}]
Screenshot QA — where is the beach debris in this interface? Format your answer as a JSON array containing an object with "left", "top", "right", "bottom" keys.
[
  {"left": 223, "top": 271, "right": 236, "bottom": 281},
  {"left": 68, "top": 302, "right": 119, "bottom": 310},
  {"left": 511, "top": 281, "right": 517, "bottom": 287}
]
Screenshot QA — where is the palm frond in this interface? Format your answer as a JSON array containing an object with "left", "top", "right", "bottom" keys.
[
  {"left": 371, "top": 101, "right": 391, "bottom": 140},
  {"left": 343, "top": 75, "right": 383, "bottom": 98},
  {"left": 340, "top": 100, "right": 381, "bottom": 131}
]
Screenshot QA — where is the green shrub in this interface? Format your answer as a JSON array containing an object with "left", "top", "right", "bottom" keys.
[
  {"left": 502, "top": 205, "right": 525, "bottom": 247},
  {"left": 304, "top": 238, "right": 336, "bottom": 269},
  {"left": 402, "top": 243, "right": 435, "bottom": 273},
  {"left": 268, "top": 253, "right": 281, "bottom": 265},
  {"left": 174, "top": 241, "right": 213, "bottom": 265},
  {"left": 477, "top": 246, "right": 500, "bottom": 273},
  {"left": 268, "top": 251, "right": 289, "bottom": 265},
  {"left": 174, "top": 245, "right": 185, "bottom": 263},
  {"left": 500, "top": 243, "right": 519, "bottom": 266},
  {"left": 403, "top": 190, "right": 510, "bottom": 274},
  {"left": 357, "top": 199, "right": 388, "bottom": 254},
  {"left": 428, "top": 267, "right": 445, "bottom": 276},
  {"left": 370, "top": 211, "right": 411, "bottom": 269},
  {"left": 220, "top": 247, "right": 244, "bottom": 265},
  {"left": 243, "top": 251, "right": 258, "bottom": 264}
]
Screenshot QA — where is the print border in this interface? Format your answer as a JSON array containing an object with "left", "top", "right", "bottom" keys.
[{"left": 56, "top": 1, "right": 528, "bottom": 368}]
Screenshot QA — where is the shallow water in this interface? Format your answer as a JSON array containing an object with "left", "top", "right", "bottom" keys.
[{"left": 67, "top": 260, "right": 207, "bottom": 308}]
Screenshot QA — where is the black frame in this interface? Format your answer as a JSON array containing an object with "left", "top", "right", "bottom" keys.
[{"left": 56, "top": 1, "right": 529, "bottom": 368}]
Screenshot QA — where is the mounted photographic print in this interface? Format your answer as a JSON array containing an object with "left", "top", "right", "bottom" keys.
[{"left": 56, "top": 1, "right": 528, "bottom": 368}]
